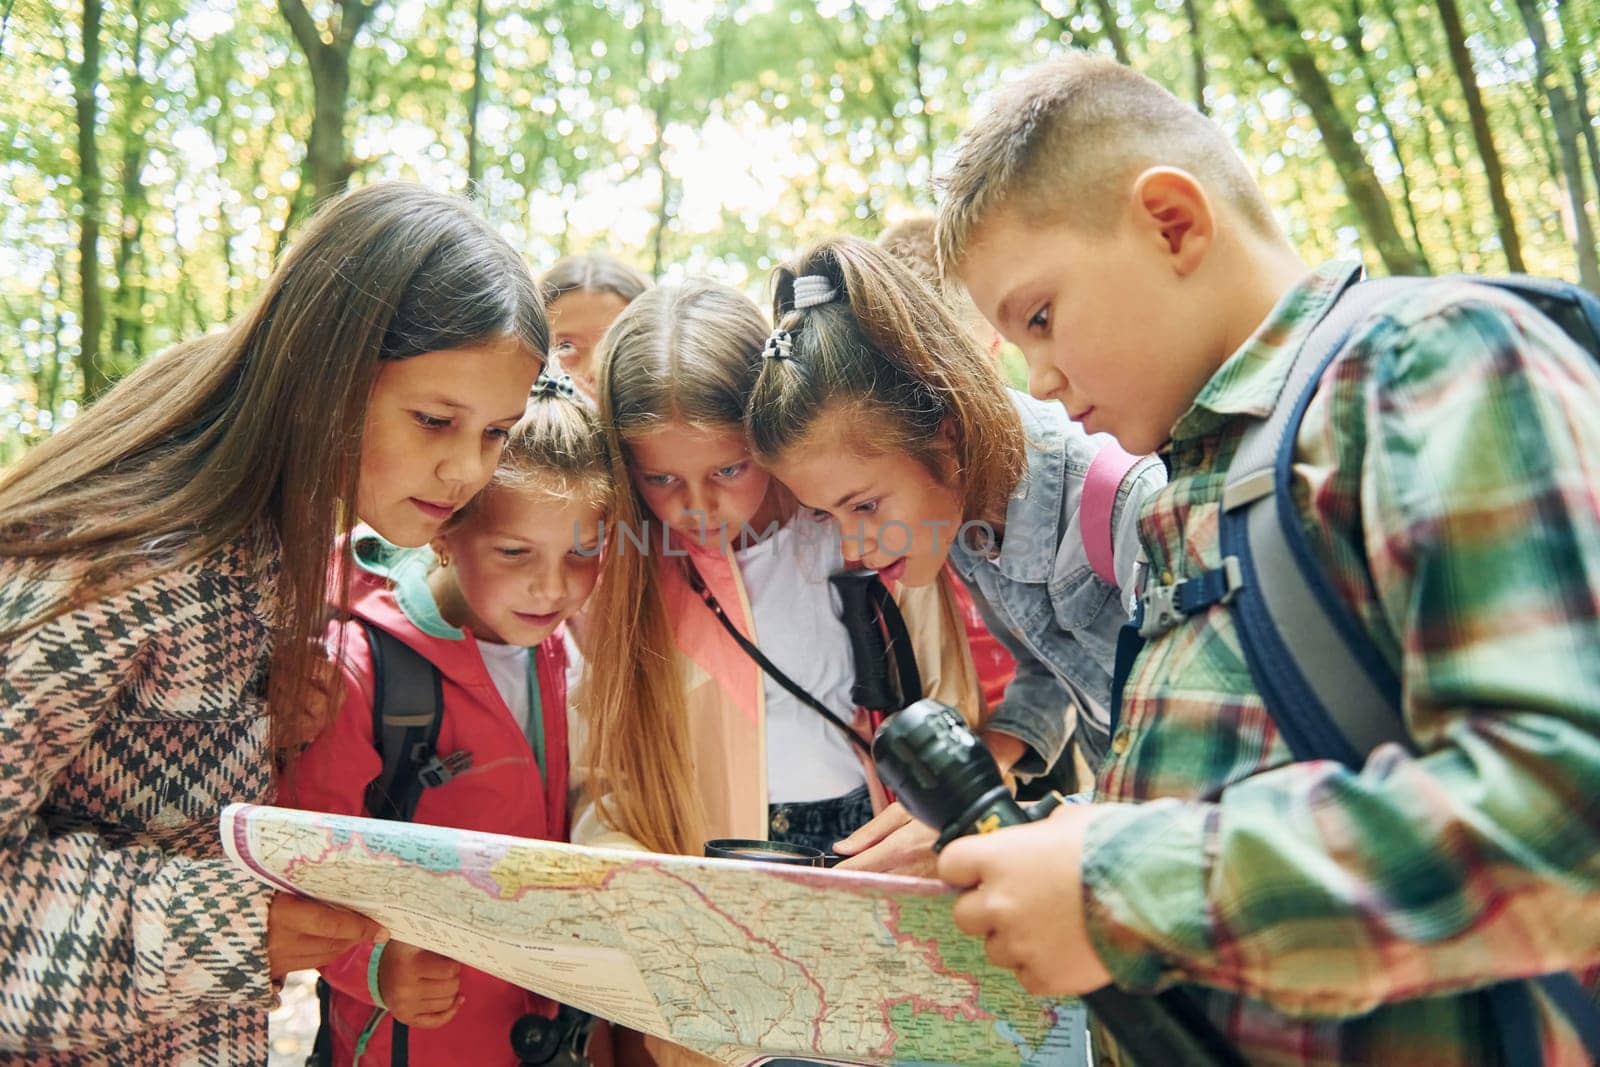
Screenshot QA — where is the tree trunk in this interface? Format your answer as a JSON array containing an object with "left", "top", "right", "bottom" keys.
[
  {"left": 1555, "top": 0, "right": 1600, "bottom": 239},
  {"left": 1372, "top": 0, "right": 1467, "bottom": 266},
  {"left": 1345, "top": 0, "right": 1430, "bottom": 270},
  {"left": 649, "top": 90, "right": 672, "bottom": 279},
  {"left": 1250, "top": 0, "right": 1427, "bottom": 275},
  {"left": 204, "top": 104, "right": 236, "bottom": 321},
  {"left": 1569, "top": 73, "right": 1600, "bottom": 245},
  {"left": 46, "top": 253, "right": 68, "bottom": 422},
  {"left": 466, "top": 0, "right": 487, "bottom": 189},
  {"left": 1, "top": 0, "right": 17, "bottom": 56},
  {"left": 304, "top": 50, "right": 353, "bottom": 205},
  {"left": 111, "top": 0, "right": 148, "bottom": 369},
  {"left": 642, "top": 9, "right": 672, "bottom": 280},
  {"left": 1514, "top": 0, "right": 1600, "bottom": 292},
  {"left": 906, "top": 3, "right": 934, "bottom": 198},
  {"left": 280, "top": 0, "right": 377, "bottom": 212},
  {"left": 1437, "top": 0, "right": 1526, "bottom": 272},
  {"left": 1091, "top": 0, "right": 1131, "bottom": 64},
  {"left": 1181, "top": 0, "right": 1208, "bottom": 114},
  {"left": 74, "top": 0, "right": 109, "bottom": 400},
  {"left": 1524, "top": 74, "right": 1570, "bottom": 241},
  {"left": 515, "top": 139, "right": 548, "bottom": 253},
  {"left": 555, "top": 201, "right": 570, "bottom": 257},
  {"left": 1569, "top": 71, "right": 1600, "bottom": 215}
]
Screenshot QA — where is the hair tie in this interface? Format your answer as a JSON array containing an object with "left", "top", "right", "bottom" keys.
[
  {"left": 533, "top": 369, "right": 577, "bottom": 400},
  {"left": 762, "top": 329, "right": 794, "bottom": 362},
  {"left": 792, "top": 274, "right": 838, "bottom": 310}
]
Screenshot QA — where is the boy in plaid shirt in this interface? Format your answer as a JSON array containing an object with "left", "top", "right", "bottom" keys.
[{"left": 934, "top": 53, "right": 1600, "bottom": 1064}]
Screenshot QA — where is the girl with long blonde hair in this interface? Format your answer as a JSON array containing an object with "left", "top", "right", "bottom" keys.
[{"left": 572, "top": 279, "right": 980, "bottom": 871}]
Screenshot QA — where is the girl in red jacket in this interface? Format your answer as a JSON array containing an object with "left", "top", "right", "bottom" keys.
[{"left": 289, "top": 371, "right": 613, "bottom": 1067}]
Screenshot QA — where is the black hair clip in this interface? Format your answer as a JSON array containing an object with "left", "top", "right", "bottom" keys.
[
  {"left": 533, "top": 370, "right": 578, "bottom": 400},
  {"left": 763, "top": 329, "right": 795, "bottom": 361}
]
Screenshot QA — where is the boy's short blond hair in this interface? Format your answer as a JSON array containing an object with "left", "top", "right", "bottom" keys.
[{"left": 936, "top": 52, "right": 1280, "bottom": 274}]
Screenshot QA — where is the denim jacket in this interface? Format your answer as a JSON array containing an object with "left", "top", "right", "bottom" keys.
[{"left": 947, "top": 390, "right": 1165, "bottom": 773}]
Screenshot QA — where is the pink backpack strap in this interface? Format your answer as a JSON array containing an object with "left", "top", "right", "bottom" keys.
[{"left": 1081, "top": 440, "right": 1141, "bottom": 586}]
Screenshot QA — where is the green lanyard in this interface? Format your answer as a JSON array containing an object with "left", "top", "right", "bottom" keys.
[{"left": 524, "top": 654, "right": 546, "bottom": 779}]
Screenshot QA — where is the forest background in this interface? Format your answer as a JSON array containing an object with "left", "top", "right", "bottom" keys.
[{"left": 2, "top": 0, "right": 1597, "bottom": 463}]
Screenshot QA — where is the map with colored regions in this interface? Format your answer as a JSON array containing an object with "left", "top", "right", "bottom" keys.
[{"left": 222, "top": 804, "right": 1085, "bottom": 1066}]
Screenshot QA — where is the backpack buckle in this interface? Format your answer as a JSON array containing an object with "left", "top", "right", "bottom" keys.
[
  {"left": 1138, "top": 557, "right": 1246, "bottom": 639},
  {"left": 1138, "top": 582, "right": 1184, "bottom": 639},
  {"left": 417, "top": 749, "right": 473, "bottom": 789}
]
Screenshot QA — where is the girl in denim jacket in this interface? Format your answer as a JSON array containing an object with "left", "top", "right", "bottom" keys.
[{"left": 746, "top": 236, "right": 1164, "bottom": 866}]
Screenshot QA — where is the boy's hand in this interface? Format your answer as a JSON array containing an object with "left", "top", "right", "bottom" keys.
[
  {"left": 938, "top": 804, "right": 1114, "bottom": 996},
  {"left": 378, "top": 942, "right": 465, "bottom": 1029},
  {"left": 833, "top": 802, "right": 939, "bottom": 877},
  {"left": 267, "top": 893, "right": 388, "bottom": 979}
]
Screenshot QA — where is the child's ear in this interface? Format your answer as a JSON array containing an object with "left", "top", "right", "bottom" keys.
[
  {"left": 1129, "top": 167, "right": 1213, "bottom": 277},
  {"left": 936, "top": 416, "right": 963, "bottom": 482},
  {"left": 429, "top": 533, "right": 452, "bottom": 568}
]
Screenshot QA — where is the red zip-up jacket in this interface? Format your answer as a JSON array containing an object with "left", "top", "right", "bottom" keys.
[{"left": 287, "top": 537, "right": 569, "bottom": 1067}]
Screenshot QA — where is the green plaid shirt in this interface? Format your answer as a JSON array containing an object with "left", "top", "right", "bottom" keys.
[{"left": 1082, "top": 261, "right": 1600, "bottom": 1065}]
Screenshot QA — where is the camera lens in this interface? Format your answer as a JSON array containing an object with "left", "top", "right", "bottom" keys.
[{"left": 873, "top": 699, "right": 1022, "bottom": 848}]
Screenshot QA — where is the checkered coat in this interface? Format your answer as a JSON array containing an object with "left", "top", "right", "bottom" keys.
[{"left": 1, "top": 529, "right": 280, "bottom": 1064}]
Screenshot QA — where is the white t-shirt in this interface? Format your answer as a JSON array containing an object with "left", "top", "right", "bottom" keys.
[
  {"left": 734, "top": 516, "right": 868, "bottom": 804},
  {"left": 477, "top": 640, "right": 533, "bottom": 736}
]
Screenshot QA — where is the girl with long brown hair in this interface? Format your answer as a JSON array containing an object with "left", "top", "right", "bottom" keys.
[
  {"left": 745, "top": 236, "right": 1163, "bottom": 854},
  {"left": 0, "top": 182, "right": 545, "bottom": 1059}
]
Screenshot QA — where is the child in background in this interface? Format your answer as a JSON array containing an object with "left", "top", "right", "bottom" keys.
[
  {"left": 571, "top": 279, "right": 982, "bottom": 873},
  {"left": 540, "top": 252, "right": 652, "bottom": 399},
  {"left": 936, "top": 54, "right": 1600, "bottom": 1062},
  {"left": 0, "top": 182, "right": 544, "bottom": 1059},
  {"left": 878, "top": 216, "right": 1004, "bottom": 364},
  {"left": 290, "top": 372, "right": 613, "bottom": 1067},
  {"left": 744, "top": 235, "right": 1163, "bottom": 868}
]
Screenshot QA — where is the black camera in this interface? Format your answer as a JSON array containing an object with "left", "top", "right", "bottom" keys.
[
  {"left": 872, "top": 698, "right": 1053, "bottom": 850},
  {"left": 509, "top": 1004, "right": 593, "bottom": 1066},
  {"left": 872, "top": 699, "right": 1243, "bottom": 1067}
]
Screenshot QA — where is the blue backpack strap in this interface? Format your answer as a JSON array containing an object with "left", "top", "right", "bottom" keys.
[
  {"left": 1220, "top": 272, "right": 1600, "bottom": 1064},
  {"left": 1218, "top": 272, "right": 1416, "bottom": 767},
  {"left": 1223, "top": 270, "right": 1600, "bottom": 764},
  {"left": 1486, "top": 274, "right": 1600, "bottom": 354}
]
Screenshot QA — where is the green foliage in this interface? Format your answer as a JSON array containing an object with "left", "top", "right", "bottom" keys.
[{"left": 2, "top": 0, "right": 1597, "bottom": 461}]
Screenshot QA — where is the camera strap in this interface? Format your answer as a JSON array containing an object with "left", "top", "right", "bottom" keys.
[
  {"left": 828, "top": 568, "right": 922, "bottom": 714},
  {"left": 684, "top": 561, "right": 871, "bottom": 756}
]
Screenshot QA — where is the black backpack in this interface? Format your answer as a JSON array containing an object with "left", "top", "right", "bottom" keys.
[{"left": 1113, "top": 272, "right": 1600, "bottom": 1064}]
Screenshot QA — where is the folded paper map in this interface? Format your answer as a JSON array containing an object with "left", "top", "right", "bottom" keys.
[{"left": 222, "top": 803, "right": 1084, "bottom": 1065}]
